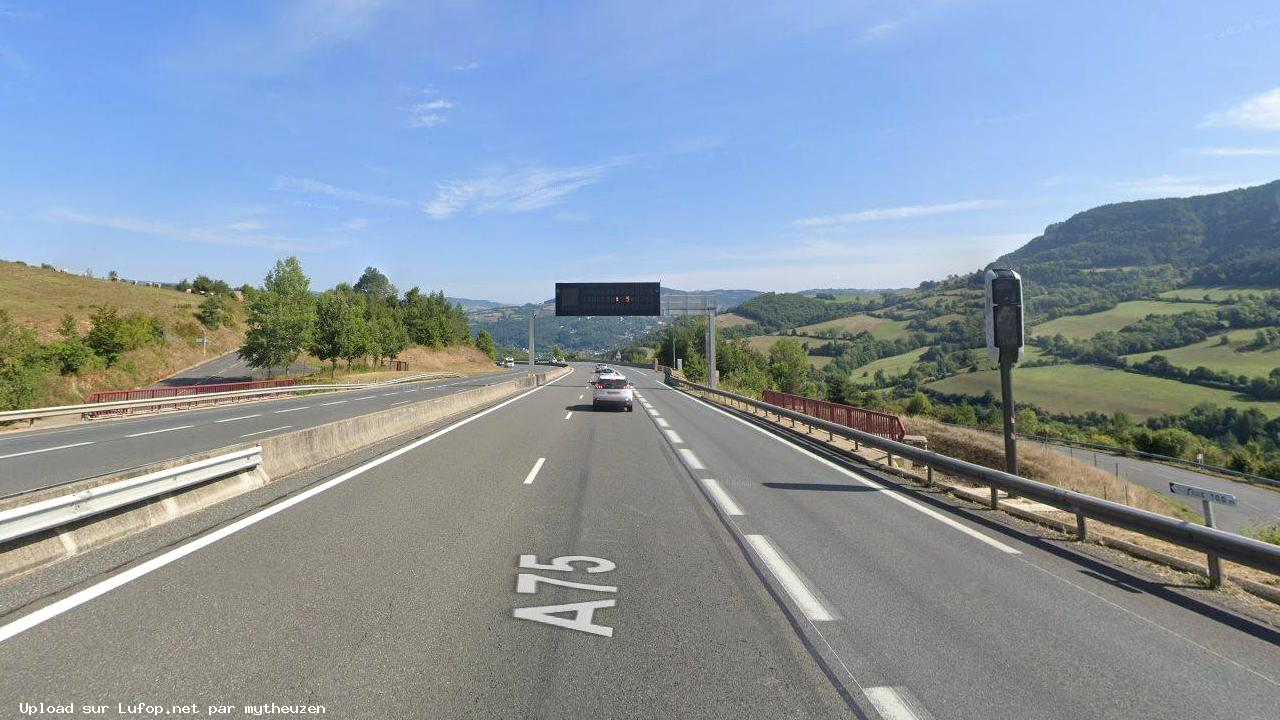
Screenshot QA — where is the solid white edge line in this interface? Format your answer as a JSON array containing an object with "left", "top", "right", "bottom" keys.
[
  {"left": 664, "top": 429, "right": 684, "bottom": 444},
  {"left": 744, "top": 535, "right": 832, "bottom": 622},
  {"left": 701, "top": 478, "right": 744, "bottom": 516},
  {"left": 239, "top": 425, "right": 291, "bottom": 438},
  {"left": 523, "top": 457, "right": 546, "bottom": 485},
  {"left": 666, "top": 386, "right": 1021, "bottom": 555},
  {"left": 0, "top": 441, "right": 95, "bottom": 460},
  {"left": 865, "top": 687, "right": 933, "bottom": 720},
  {"left": 213, "top": 414, "right": 261, "bottom": 423},
  {"left": 0, "top": 370, "right": 569, "bottom": 645},
  {"left": 678, "top": 448, "right": 705, "bottom": 470},
  {"left": 124, "top": 425, "right": 193, "bottom": 438}
]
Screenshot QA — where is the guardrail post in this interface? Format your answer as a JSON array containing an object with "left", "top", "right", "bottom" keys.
[
  {"left": 925, "top": 465, "right": 933, "bottom": 487},
  {"left": 1202, "top": 499, "right": 1222, "bottom": 588},
  {"left": 989, "top": 487, "right": 999, "bottom": 510},
  {"left": 1075, "top": 510, "right": 1087, "bottom": 540}
]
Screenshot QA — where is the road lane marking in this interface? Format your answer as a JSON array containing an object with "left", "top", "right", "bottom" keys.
[
  {"left": 654, "top": 417, "right": 670, "bottom": 428},
  {"left": 564, "top": 411, "right": 573, "bottom": 420},
  {"left": 381, "top": 392, "right": 401, "bottom": 397},
  {"left": 320, "top": 400, "right": 348, "bottom": 406},
  {"left": 354, "top": 395, "right": 377, "bottom": 400},
  {"left": 745, "top": 535, "right": 832, "bottom": 621},
  {"left": 865, "top": 687, "right": 934, "bottom": 720},
  {"left": 664, "top": 430, "right": 684, "bottom": 444},
  {"left": 678, "top": 448, "right": 705, "bottom": 470},
  {"left": 213, "top": 414, "right": 260, "bottom": 423},
  {"left": 523, "top": 457, "right": 547, "bottom": 485},
  {"left": 124, "top": 425, "right": 193, "bottom": 438},
  {"left": 391, "top": 400, "right": 410, "bottom": 406},
  {"left": 240, "top": 425, "right": 291, "bottom": 437},
  {"left": 0, "top": 371, "right": 570, "bottom": 646},
  {"left": 0, "top": 441, "right": 95, "bottom": 460},
  {"left": 578, "top": 394, "right": 584, "bottom": 400},
  {"left": 701, "top": 479, "right": 743, "bottom": 516},
  {"left": 674, "top": 390, "right": 1022, "bottom": 555},
  {"left": 274, "top": 406, "right": 310, "bottom": 414},
  {"left": 646, "top": 408, "right": 659, "bottom": 417}
]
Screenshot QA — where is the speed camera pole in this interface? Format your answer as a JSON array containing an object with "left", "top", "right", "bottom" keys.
[{"left": 985, "top": 268, "right": 1024, "bottom": 506}]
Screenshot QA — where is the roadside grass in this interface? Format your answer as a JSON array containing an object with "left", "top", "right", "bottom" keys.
[
  {"left": 1029, "top": 300, "right": 1217, "bottom": 340},
  {"left": 1243, "top": 522, "right": 1280, "bottom": 546},
  {"left": 905, "top": 416, "right": 1197, "bottom": 521},
  {"left": 925, "top": 364, "right": 1280, "bottom": 420},
  {"left": 299, "top": 345, "right": 501, "bottom": 383},
  {"left": 1124, "top": 327, "right": 1280, "bottom": 379},
  {"left": 795, "top": 313, "right": 911, "bottom": 340}
]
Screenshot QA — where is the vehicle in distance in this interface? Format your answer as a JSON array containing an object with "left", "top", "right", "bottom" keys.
[{"left": 592, "top": 375, "right": 634, "bottom": 411}]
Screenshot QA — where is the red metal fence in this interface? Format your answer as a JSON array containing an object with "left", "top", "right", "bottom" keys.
[
  {"left": 762, "top": 390, "right": 906, "bottom": 442},
  {"left": 84, "top": 378, "right": 299, "bottom": 417}
]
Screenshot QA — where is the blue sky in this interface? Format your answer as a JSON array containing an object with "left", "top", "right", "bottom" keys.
[{"left": 1, "top": 1, "right": 1278, "bottom": 303}]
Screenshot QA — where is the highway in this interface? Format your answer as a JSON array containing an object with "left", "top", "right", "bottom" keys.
[
  {"left": 0, "top": 364, "right": 1277, "bottom": 719},
  {"left": 0, "top": 366, "right": 532, "bottom": 497},
  {"left": 155, "top": 350, "right": 313, "bottom": 387},
  {"left": 1044, "top": 443, "right": 1280, "bottom": 533}
]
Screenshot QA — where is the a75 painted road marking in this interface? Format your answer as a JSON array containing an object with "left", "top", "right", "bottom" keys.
[{"left": 512, "top": 554, "right": 618, "bottom": 637}]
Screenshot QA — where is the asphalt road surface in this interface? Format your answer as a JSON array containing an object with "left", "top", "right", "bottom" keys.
[
  {"left": 1044, "top": 442, "right": 1280, "bottom": 533},
  {"left": 0, "top": 364, "right": 1277, "bottom": 719},
  {"left": 154, "top": 350, "right": 313, "bottom": 386},
  {"left": 0, "top": 367, "right": 532, "bottom": 497}
]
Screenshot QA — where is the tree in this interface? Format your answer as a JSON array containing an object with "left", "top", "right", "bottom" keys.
[
  {"left": 107, "top": 270, "right": 119, "bottom": 281},
  {"left": 198, "top": 295, "right": 228, "bottom": 329},
  {"left": 0, "top": 309, "right": 46, "bottom": 411},
  {"left": 175, "top": 278, "right": 191, "bottom": 292},
  {"left": 192, "top": 275, "right": 232, "bottom": 295},
  {"left": 768, "top": 338, "right": 812, "bottom": 394},
  {"left": 239, "top": 257, "right": 315, "bottom": 375},
  {"left": 905, "top": 392, "right": 933, "bottom": 416},
  {"left": 368, "top": 310, "right": 409, "bottom": 365},
  {"left": 310, "top": 292, "right": 363, "bottom": 372},
  {"left": 475, "top": 329, "right": 497, "bottom": 360},
  {"left": 354, "top": 267, "right": 397, "bottom": 304},
  {"left": 86, "top": 306, "right": 128, "bottom": 365}
]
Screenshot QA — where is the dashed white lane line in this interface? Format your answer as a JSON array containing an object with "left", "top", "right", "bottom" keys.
[
  {"left": 564, "top": 411, "right": 573, "bottom": 420},
  {"left": 654, "top": 417, "right": 670, "bottom": 428},
  {"left": 240, "top": 425, "right": 291, "bottom": 438},
  {"left": 320, "top": 400, "right": 348, "bottom": 406},
  {"left": 124, "top": 425, "right": 193, "bottom": 438},
  {"left": 214, "top": 414, "right": 260, "bottom": 423},
  {"left": 671, "top": 389, "right": 1022, "bottom": 555},
  {"left": 578, "top": 394, "right": 584, "bottom": 400},
  {"left": 664, "top": 430, "right": 684, "bottom": 444},
  {"left": 380, "top": 392, "right": 401, "bottom": 397},
  {"left": 0, "top": 441, "right": 95, "bottom": 460},
  {"left": 865, "top": 687, "right": 934, "bottom": 720},
  {"left": 274, "top": 406, "right": 310, "bottom": 414},
  {"left": 390, "top": 400, "right": 410, "bottom": 406},
  {"left": 354, "top": 395, "right": 377, "bottom": 400},
  {"left": 646, "top": 407, "right": 660, "bottom": 417},
  {"left": 523, "top": 457, "right": 547, "bottom": 485},
  {"left": 678, "top": 448, "right": 705, "bottom": 470},
  {"left": 701, "top": 479, "right": 743, "bottom": 516},
  {"left": 745, "top": 535, "right": 833, "bottom": 622}
]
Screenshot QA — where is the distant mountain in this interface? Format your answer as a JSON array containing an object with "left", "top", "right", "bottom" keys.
[
  {"left": 997, "top": 179, "right": 1280, "bottom": 286},
  {"left": 447, "top": 297, "right": 507, "bottom": 312},
  {"left": 660, "top": 287, "right": 763, "bottom": 312}
]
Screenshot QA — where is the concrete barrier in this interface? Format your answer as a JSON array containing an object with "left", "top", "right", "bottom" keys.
[{"left": 0, "top": 368, "right": 569, "bottom": 584}]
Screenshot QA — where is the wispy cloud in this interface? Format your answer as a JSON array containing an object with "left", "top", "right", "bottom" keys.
[
  {"left": 273, "top": 176, "right": 410, "bottom": 207},
  {"left": 225, "top": 220, "right": 266, "bottom": 231},
  {"left": 452, "top": 62, "right": 480, "bottom": 71},
  {"left": 1109, "top": 175, "right": 1262, "bottom": 198},
  {"left": 422, "top": 161, "right": 625, "bottom": 219},
  {"left": 859, "top": 21, "right": 899, "bottom": 41},
  {"left": 43, "top": 209, "right": 342, "bottom": 252},
  {"left": 1208, "top": 15, "right": 1280, "bottom": 40},
  {"left": 795, "top": 200, "right": 999, "bottom": 228},
  {"left": 407, "top": 98, "right": 455, "bottom": 128},
  {"left": 1187, "top": 146, "right": 1280, "bottom": 157},
  {"left": 344, "top": 217, "right": 369, "bottom": 230},
  {"left": 1201, "top": 88, "right": 1280, "bottom": 131},
  {"left": 726, "top": 234, "right": 1029, "bottom": 263}
]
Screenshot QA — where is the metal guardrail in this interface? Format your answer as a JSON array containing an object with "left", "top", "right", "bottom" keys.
[
  {"left": 667, "top": 375, "right": 1280, "bottom": 578},
  {"left": 0, "top": 447, "right": 262, "bottom": 544},
  {"left": 0, "top": 372, "right": 459, "bottom": 424},
  {"left": 763, "top": 390, "right": 907, "bottom": 442}
]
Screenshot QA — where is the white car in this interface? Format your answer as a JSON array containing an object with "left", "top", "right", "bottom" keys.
[{"left": 592, "top": 374, "right": 634, "bottom": 411}]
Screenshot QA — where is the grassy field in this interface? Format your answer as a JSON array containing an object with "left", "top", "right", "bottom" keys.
[
  {"left": 1158, "top": 287, "right": 1269, "bottom": 302},
  {"left": 796, "top": 313, "right": 911, "bottom": 340},
  {"left": 850, "top": 347, "right": 930, "bottom": 379},
  {"left": 745, "top": 334, "right": 832, "bottom": 368},
  {"left": 1029, "top": 300, "right": 1217, "bottom": 340},
  {"left": 1125, "top": 327, "right": 1280, "bottom": 378},
  {"left": 0, "top": 261, "right": 250, "bottom": 404},
  {"left": 926, "top": 364, "right": 1280, "bottom": 419},
  {"left": 717, "top": 312, "right": 754, "bottom": 328}
]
